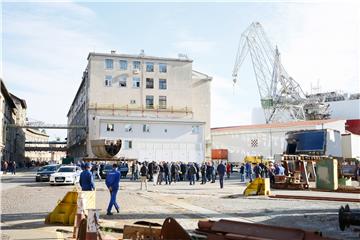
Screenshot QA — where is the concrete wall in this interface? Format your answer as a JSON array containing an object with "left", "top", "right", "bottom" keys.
[
  {"left": 212, "top": 120, "right": 346, "bottom": 162},
  {"left": 342, "top": 134, "right": 360, "bottom": 158},
  {"left": 92, "top": 117, "right": 204, "bottom": 163}
]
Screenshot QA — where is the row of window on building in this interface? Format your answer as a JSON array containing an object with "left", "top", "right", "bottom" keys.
[
  {"left": 106, "top": 123, "right": 200, "bottom": 134},
  {"left": 104, "top": 76, "right": 167, "bottom": 89},
  {"left": 105, "top": 59, "right": 167, "bottom": 73}
]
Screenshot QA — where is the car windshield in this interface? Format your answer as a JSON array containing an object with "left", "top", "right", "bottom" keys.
[
  {"left": 44, "top": 166, "right": 58, "bottom": 171},
  {"left": 104, "top": 165, "right": 113, "bottom": 170},
  {"left": 58, "top": 167, "right": 75, "bottom": 172}
]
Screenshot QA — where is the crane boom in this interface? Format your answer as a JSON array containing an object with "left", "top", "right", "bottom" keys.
[{"left": 232, "top": 22, "right": 329, "bottom": 123}]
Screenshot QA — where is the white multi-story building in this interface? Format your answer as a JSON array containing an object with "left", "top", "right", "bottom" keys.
[{"left": 67, "top": 51, "right": 211, "bottom": 163}]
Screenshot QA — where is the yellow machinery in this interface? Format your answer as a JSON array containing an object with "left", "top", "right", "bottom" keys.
[
  {"left": 45, "top": 189, "right": 96, "bottom": 226},
  {"left": 243, "top": 178, "right": 271, "bottom": 196},
  {"left": 244, "top": 155, "right": 263, "bottom": 165},
  {"left": 45, "top": 190, "right": 78, "bottom": 225}
]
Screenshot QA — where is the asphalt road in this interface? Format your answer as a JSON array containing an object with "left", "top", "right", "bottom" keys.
[{"left": 1, "top": 169, "right": 359, "bottom": 240}]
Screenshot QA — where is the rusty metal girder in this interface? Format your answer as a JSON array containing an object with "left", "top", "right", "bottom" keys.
[
  {"left": 197, "top": 219, "right": 336, "bottom": 240},
  {"left": 269, "top": 195, "right": 360, "bottom": 203}
]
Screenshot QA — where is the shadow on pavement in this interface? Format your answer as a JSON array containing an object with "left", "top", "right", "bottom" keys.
[
  {"left": 259, "top": 213, "right": 358, "bottom": 240},
  {"left": 2, "top": 212, "right": 48, "bottom": 222}
]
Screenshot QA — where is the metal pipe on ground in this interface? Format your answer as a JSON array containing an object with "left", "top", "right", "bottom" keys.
[
  {"left": 269, "top": 195, "right": 360, "bottom": 203},
  {"left": 339, "top": 204, "right": 360, "bottom": 231}
]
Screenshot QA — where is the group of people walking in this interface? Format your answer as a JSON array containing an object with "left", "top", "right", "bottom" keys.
[
  {"left": 79, "top": 162, "right": 120, "bottom": 216},
  {"left": 239, "top": 161, "right": 286, "bottom": 183},
  {"left": 1, "top": 160, "right": 16, "bottom": 175},
  {"left": 132, "top": 160, "right": 232, "bottom": 190}
]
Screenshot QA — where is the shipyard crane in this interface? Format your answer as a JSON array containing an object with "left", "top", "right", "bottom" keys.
[{"left": 232, "top": 22, "right": 329, "bottom": 123}]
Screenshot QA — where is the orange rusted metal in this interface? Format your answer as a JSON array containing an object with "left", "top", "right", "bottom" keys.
[{"left": 197, "top": 219, "right": 336, "bottom": 240}]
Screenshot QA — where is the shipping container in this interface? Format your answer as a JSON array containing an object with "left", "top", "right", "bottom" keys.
[{"left": 212, "top": 149, "right": 228, "bottom": 160}]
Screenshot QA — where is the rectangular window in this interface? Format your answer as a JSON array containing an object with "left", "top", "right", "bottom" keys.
[
  {"left": 143, "top": 124, "right": 150, "bottom": 133},
  {"left": 146, "top": 95, "right": 154, "bottom": 109},
  {"left": 119, "top": 75, "right": 127, "bottom": 87},
  {"left": 105, "top": 75, "right": 112, "bottom": 87},
  {"left": 130, "top": 99, "right": 136, "bottom": 104},
  {"left": 125, "top": 140, "right": 133, "bottom": 149},
  {"left": 132, "top": 77, "right": 141, "bottom": 88},
  {"left": 119, "top": 60, "right": 128, "bottom": 70},
  {"left": 133, "top": 61, "right": 141, "bottom": 70},
  {"left": 192, "top": 125, "right": 200, "bottom": 134},
  {"left": 106, "top": 123, "right": 114, "bottom": 132},
  {"left": 105, "top": 59, "right": 113, "bottom": 69},
  {"left": 159, "top": 63, "right": 167, "bottom": 73},
  {"left": 159, "top": 96, "right": 167, "bottom": 109},
  {"left": 125, "top": 124, "right": 132, "bottom": 132},
  {"left": 159, "top": 79, "right": 167, "bottom": 90},
  {"left": 146, "top": 78, "right": 154, "bottom": 89},
  {"left": 146, "top": 62, "right": 154, "bottom": 72}
]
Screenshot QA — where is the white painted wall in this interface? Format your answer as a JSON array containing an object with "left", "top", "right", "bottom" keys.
[
  {"left": 212, "top": 120, "right": 346, "bottom": 162},
  {"left": 91, "top": 116, "right": 205, "bottom": 163},
  {"left": 342, "top": 134, "right": 360, "bottom": 158}
]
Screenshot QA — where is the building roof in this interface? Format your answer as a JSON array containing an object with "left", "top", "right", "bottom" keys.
[
  {"left": 1, "top": 79, "right": 16, "bottom": 109},
  {"left": 10, "top": 93, "right": 27, "bottom": 109},
  {"left": 87, "top": 52, "right": 193, "bottom": 63},
  {"left": 211, "top": 119, "right": 344, "bottom": 132},
  {"left": 25, "top": 128, "right": 49, "bottom": 137},
  {"left": 192, "top": 70, "right": 212, "bottom": 81}
]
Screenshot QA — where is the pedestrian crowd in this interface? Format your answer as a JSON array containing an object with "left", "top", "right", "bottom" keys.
[
  {"left": 129, "top": 160, "right": 232, "bottom": 189},
  {"left": 1, "top": 160, "right": 17, "bottom": 175},
  {"left": 239, "top": 161, "right": 286, "bottom": 183}
]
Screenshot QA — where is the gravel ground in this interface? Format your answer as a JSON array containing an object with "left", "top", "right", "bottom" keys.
[{"left": 1, "top": 171, "right": 359, "bottom": 240}]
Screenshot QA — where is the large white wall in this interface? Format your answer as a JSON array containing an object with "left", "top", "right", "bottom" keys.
[
  {"left": 342, "top": 134, "right": 360, "bottom": 158},
  {"left": 92, "top": 116, "right": 205, "bottom": 163},
  {"left": 212, "top": 120, "right": 346, "bottom": 162}
]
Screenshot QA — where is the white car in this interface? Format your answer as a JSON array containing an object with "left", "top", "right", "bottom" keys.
[{"left": 49, "top": 166, "right": 82, "bottom": 185}]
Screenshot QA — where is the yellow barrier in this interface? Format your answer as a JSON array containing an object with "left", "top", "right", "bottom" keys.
[
  {"left": 45, "top": 189, "right": 96, "bottom": 226},
  {"left": 243, "top": 178, "right": 271, "bottom": 196}
]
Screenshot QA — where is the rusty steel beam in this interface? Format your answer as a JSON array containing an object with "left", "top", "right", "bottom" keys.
[
  {"left": 269, "top": 195, "right": 360, "bottom": 203},
  {"left": 197, "top": 219, "right": 336, "bottom": 240}
]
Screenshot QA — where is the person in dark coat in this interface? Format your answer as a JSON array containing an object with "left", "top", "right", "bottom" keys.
[
  {"left": 163, "top": 162, "right": 171, "bottom": 185},
  {"left": 170, "top": 163, "right": 177, "bottom": 183},
  {"left": 194, "top": 163, "right": 200, "bottom": 181},
  {"left": 217, "top": 162, "right": 226, "bottom": 188},
  {"left": 239, "top": 163, "right": 245, "bottom": 182},
  {"left": 105, "top": 164, "right": 120, "bottom": 215},
  {"left": 253, "top": 163, "right": 262, "bottom": 178},
  {"left": 148, "top": 162, "right": 154, "bottom": 181},
  {"left": 188, "top": 163, "right": 196, "bottom": 185},
  {"left": 180, "top": 163, "right": 187, "bottom": 181},
  {"left": 200, "top": 163, "right": 207, "bottom": 184},
  {"left": 79, "top": 163, "right": 95, "bottom": 191},
  {"left": 206, "top": 163, "right": 212, "bottom": 182},
  {"left": 157, "top": 162, "right": 164, "bottom": 185}
]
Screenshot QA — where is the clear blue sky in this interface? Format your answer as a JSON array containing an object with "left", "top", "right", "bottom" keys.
[{"left": 2, "top": 1, "right": 359, "bottom": 139}]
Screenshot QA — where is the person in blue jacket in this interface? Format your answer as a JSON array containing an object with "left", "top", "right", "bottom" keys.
[
  {"left": 105, "top": 163, "right": 120, "bottom": 215},
  {"left": 79, "top": 162, "right": 95, "bottom": 191}
]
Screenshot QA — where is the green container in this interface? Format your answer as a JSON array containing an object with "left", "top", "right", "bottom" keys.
[
  {"left": 316, "top": 158, "right": 338, "bottom": 190},
  {"left": 338, "top": 177, "right": 352, "bottom": 186}
]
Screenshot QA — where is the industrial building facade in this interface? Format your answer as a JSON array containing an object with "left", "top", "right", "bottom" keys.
[
  {"left": 0, "top": 79, "right": 27, "bottom": 166},
  {"left": 211, "top": 119, "right": 347, "bottom": 162},
  {"left": 67, "top": 51, "right": 211, "bottom": 163}
]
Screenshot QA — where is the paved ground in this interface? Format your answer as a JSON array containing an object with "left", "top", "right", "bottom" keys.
[{"left": 1, "top": 169, "right": 360, "bottom": 240}]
